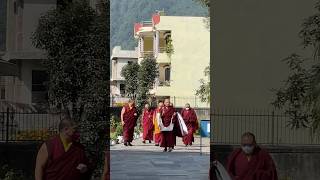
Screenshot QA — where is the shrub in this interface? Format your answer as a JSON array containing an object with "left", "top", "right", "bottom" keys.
[
  {"left": 0, "top": 164, "right": 24, "bottom": 180},
  {"left": 16, "top": 129, "right": 56, "bottom": 141}
]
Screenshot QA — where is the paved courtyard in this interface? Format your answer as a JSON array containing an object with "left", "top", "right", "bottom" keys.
[{"left": 111, "top": 136, "right": 210, "bottom": 180}]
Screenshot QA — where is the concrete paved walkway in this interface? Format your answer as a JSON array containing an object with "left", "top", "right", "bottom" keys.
[{"left": 111, "top": 136, "right": 210, "bottom": 180}]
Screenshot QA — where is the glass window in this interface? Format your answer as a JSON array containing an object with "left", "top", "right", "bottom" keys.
[
  {"left": 32, "top": 70, "right": 48, "bottom": 92},
  {"left": 120, "top": 84, "right": 125, "bottom": 96},
  {"left": 0, "top": 88, "right": 5, "bottom": 100},
  {"left": 165, "top": 67, "right": 170, "bottom": 81}
]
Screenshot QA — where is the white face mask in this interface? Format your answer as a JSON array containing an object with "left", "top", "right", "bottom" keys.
[
  {"left": 185, "top": 107, "right": 190, "bottom": 110},
  {"left": 241, "top": 145, "right": 254, "bottom": 154}
]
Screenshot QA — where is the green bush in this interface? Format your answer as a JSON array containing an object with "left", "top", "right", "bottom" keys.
[
  {"left": 115, "top": 122, "right": 123, "bottom": 136},
  {"left": 110, "top": 132, "right": 117, "bottom": 141},
  {"left": 0, "top": 164, "right": 24, "bottom": 180}
]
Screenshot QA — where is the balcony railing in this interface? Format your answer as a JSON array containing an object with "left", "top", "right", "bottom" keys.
[
  {"left": 140, "top": 51, "right": 154, "bottom": 58},
  {"left": 158, "top": 81, "right": 170, "bottom": 87},
  {"left": 142, "top": 21, "right": 153, "bottom": 27},
  {"left": 159, "top": 47, "right": 167, "bottom": 53}
]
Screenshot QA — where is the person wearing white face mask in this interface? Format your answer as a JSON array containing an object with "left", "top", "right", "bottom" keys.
[
  {"left": 180, "top": 103, "right": 199, "bottom": 146},
  {"left": 226, "top": 132, "right": 278, "bottom": 180}
]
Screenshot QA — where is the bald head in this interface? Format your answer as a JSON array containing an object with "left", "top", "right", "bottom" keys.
[
  {"left": 58, "top": 114, "right": 77, "bottom": 132},
  {"left": 241, "top": 132, "right": 256, "bottom": 145},
  {"left": 164, "top": 98, "right": 170, "bottom": 107}
]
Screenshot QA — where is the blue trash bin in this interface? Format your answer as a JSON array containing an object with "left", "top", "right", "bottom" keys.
[{"left": 200, "top": 120, "right": 210, "bottom": 137}]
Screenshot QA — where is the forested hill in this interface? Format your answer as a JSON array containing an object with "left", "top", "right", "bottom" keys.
[{"left": 110, "top": 0, "right": 207, "bottom": 50}]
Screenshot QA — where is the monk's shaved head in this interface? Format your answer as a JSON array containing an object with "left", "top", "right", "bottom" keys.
[
  {"left": 164, "top": 98, "right": 170, "bottom": 106},
  {"left": 58, "top": 114, "right": 76, "bottom": 132},
  {"left": 241, "top": 132, "right": 256, "bottom": 145}
]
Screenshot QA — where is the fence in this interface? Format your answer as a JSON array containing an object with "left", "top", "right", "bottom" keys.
[
  {"left": 0, "top": 108, "right": 60, "bottom": 142},
  {"left": 212, "top": 108, "right": 320, "bottom": 145},
  {"left": 111, "top": 95, "right": 210, "bottom": 108}
]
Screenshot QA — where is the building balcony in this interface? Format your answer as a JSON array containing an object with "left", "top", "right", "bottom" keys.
[
  {"left": 139, "top": 51, "right": 154, "bottom": 58},
  {"left": 158, "top": 80, "right": 170, "bottom": 87},
  {"left": 157, "top": 52, "right": 170, "bottom": 64}
]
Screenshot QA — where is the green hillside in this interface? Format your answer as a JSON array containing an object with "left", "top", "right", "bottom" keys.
[{"left": 110, "top": 0, "right": 207, "bottom": 50}]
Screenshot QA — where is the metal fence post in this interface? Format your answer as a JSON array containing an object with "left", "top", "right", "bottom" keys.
[
  {"left": 271, "top": 111, "right": 275, "bottom": 145},
  {"left": 200, "top": 120, "right": 202, "bottom": 156},
  {"left": 6, "top": 107, "right": 9, "bottom": 143}
]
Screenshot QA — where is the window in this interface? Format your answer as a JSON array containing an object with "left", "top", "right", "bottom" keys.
[
  {"left": 32, "top": 70, "right": 48, "bottom": 92},
  {"left": 0, "top": 88, "right": 5, "bottom": 100},
  {"left": 165, "top": 67, "right": 170, "bottom": 81},
  {"left": 32, "top": 70, "right": 48, "bottom": 103},
  {"left": 120, "top": 84, "right": 125, "bottom": 96}
]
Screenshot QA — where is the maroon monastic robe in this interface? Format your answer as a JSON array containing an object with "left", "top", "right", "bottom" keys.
[
  {"left": 44, "top": 136, "right": 90, "bottom": 180},
  {"left": 123, "top": 105, "right": 138, "bottom": 143},
  {"left": 181, "top": 108, "right": 198, "bottom": 145},
  {"left": 227, "top": 147, "right": 278, "bottom": 180},
  {"left": 160, "top": 106, "right": 176, "bottom": 148},
  {"left": 142, "top": 109, "right": 154, "bottom": 141}
]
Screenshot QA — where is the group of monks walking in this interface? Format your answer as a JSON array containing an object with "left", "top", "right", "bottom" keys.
[{"left": 120, "top": 98, "right": 199, "bottom": 152}]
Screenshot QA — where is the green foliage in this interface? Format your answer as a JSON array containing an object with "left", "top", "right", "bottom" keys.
[
  {"left": 32, "top": 0, "right": 109, "bottom": 177},
  {"left": 121, "top": 62, "right": 140, "bottom": 99},
  {"left": 272, "top": 54, "right": 311, "bottom": 128},
  {"left": 273, "top": 1, "right": 320, "bottom": 135},
  {"left": 136, "top": 58, "right": 158, "bottom": 112},
  {"left": 0, "top": 165, "right": 24, "bottom": 180},
  {"left": 166, "top": 36, "right": 174, "bottom": 56},
  {"left": 115, "top": 122, "right": 123, "bottom": 136},
  {"left": 110, "top": 0, "right": 207, "bottom": 50},
  {"left": 196, "top": 66, "right": 210, "bottom": 103}
]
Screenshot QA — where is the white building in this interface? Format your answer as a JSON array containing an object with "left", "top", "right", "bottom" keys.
[
  {"left": 0, "top": 0, "right": 101, "bottom": 111},
  {"left": 110, "top": 46, "right": 138, "bottom": 106}
]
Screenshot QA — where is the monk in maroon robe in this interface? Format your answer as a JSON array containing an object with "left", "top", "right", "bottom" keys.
[
  {"left": 141, "top": 103, "right": 154, "bottom": 143},
  {"left": 121, "top": 99, "right": 138, "bottom": 146},
  {"left": 181, "top": 103, "right": 198, "bottom": 146},
  {"left": 35, "top": 116, "right": 90, "bottom": 180},
  {"left": 160, "top": 98, "right": 177, "bottom": 152},
  {"left": 227, "top": 132, "right": 278, "bottom": 180}
]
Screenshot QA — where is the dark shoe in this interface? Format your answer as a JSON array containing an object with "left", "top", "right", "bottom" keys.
[
  {"left": 124, "top": 142, "right": 128, "bottom": 146},
  {"left": 155, "top": 144, "right": 159, "bottom": 146},
  {"left": 168, "top": 148, "right": 173, "bottom": 152},
  {"left": 149, "top": 140, "right": 152, "bottom": 143},
  {"left": 142, "top": 140, "right": 146, "bottom": 144},
  {"left": 128, "top": 142, "right": 133, "bottom": 146},
  {"left": 163, "top": 148, "right": 167, "bottom": 152}
]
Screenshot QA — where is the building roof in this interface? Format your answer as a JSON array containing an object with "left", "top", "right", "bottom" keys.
[
  {"left": 111, "top": 46, "right": 138, "bottom": 60},
  {"left": 0, "top": 60, "right": 18, "bottom": 76}
]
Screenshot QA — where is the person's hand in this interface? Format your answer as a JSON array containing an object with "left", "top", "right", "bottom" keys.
[
  {"left": 173, "top": 112, "right": 177, "bottom": 116},
  {"left": 121, "top": 121, "right": 124, "bottom": 126},
  {"left": 213, "top": 160, "right": 218, "bottom": 166},
  {"left": 77, "top": 163, "right": 88, "bottom": 173}
]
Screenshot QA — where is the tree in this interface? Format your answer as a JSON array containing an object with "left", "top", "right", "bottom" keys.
[
  {"left": 121, "top": 62, "right": 140, "bottom": 99},
  {"left": 32, "top": 0, "right": 109, "bottom": 177},
  {"left": 272, "top": 1, "right": 320, "bottom": 135},
  {"left": 196, "top": 66, "right": 210, "bottom": 104},
  {"left": 136, "top": 57, "right": 158, "bottom": 113}
]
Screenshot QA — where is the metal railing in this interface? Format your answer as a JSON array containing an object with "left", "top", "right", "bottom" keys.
[
  {"left": 212, "top": 108, "right": 320, "bottom": 145},
  {"left": 0, "top": 108, "right": 60, "bottom": 142},
  {"left": 139, "top": 51, "right": 154, "bottom": 58}
]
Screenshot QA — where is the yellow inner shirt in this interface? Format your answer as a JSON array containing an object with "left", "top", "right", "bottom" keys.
[{"left": 60, "top": 134, "right": 72, "bottom": 152}]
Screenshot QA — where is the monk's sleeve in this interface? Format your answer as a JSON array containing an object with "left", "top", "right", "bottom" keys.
[
  {"left": 254, "top": 152, "right": 278, "bottom": 180},
  {"left": 226, "top": 150, "right": 239, "bottom": 180}
]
